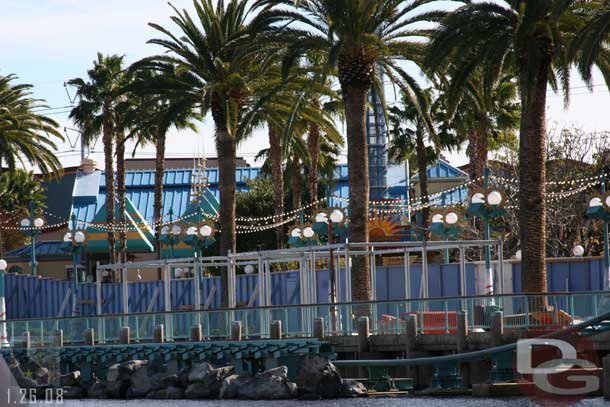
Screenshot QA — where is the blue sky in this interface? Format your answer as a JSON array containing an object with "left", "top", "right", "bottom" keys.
[{"left": 3, "top": 0, "right": 610, "bottom": 170}]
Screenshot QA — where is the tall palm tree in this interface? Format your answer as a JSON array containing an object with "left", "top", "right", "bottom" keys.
[
  {"left": 141, "top": 0, "right": 282, "bottom": 306},
  {"left": 426, "top": 1, "right": 610, "bottom": 293},
  {"left": 0, "top": 75, "right": 63, "bottom": 176},
  {"left": 125, "top": 67, "right": 199, "bottom": 258},
  {"left": 69, "top": 53, "right": 128, "bottom": 265},
  {"left": 258, "top": 0, "right": 435, "bottom": 302}
]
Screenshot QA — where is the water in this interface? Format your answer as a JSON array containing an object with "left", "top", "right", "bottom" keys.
[{"left": 54, "top": 398, "right": 609, "bottom": 406}]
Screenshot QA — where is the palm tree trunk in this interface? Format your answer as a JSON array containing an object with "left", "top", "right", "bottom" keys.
[
  {"left": 154, "top": 129, "right": 166, "bottom": 260},
  {"left": 467, "top": 121, "right": 488, "bottom": 184},
  {"left": 342, "top": 82, "right": 371, "bottom": 302},
  {"left": 415, "top": 129, "right": 430, "bottom": 236},
  {"left": 216, "top": 129, "right": 236, "bottom": 308},
  {"left": 116, "top": 132, "right": 127, "bottom": 265},
  {"left": 268, "top": 126, "right": 284, "bottom": 248},
  {"left": 292, "top": 158, "right": 303, "bottom": 211},
  {"left": 103, "top": 116, "right": 116, "bottom": 266},
  {"left": 518, "top": 52, "right": 550, "bottom": 295},
  {"left": 308, "top": 120, "right": 320, "bottom": 216}
]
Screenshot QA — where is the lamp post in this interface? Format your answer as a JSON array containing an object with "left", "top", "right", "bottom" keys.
[
  {"left": 63, "top": 214, "right": 86, "bottom": 316},
  {"left": 184, "top": 213, "right": 216, "bottom": 311},
  {"left": 467, "top": 174, "right": 505, "bottom": 296},
  {"left": 430, "top": 210, "right": 461, "bottom": 263},
  {"left": 0, "top": 259, "right": 8, "bottom": 347},
  {"left": 288, "top": 225, "right": 317, "bottom": 247},
  {"left": 159, "top": 209, "right": 182, "bottom": 260},
  {"left": 20, "top": 203, "right": 44, "bottom": 276},
  {"left": 586, "top": 176, "right": 610, "bottom": 288}
]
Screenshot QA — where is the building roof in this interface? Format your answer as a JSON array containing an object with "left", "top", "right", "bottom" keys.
[
  {"left": 5, "top": 240, "right": 70, "bottom": 260},
  {"left": 411, "top": 159, "right": 469, "bottom": 181}
]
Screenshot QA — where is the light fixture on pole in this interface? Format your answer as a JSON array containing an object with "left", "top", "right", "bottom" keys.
[
  {"left": 62, "top": 214, "right": 87, "bottom": 316},
  {"left": 0, "top": 259, "right": 8, "bottom": 347},
  {"left": 183, "top": 212, "right": 216, "bottom": 311},
  {"left": 430, "top": 210, "right": 462, "bottom": 263},
  {"left": 467, "top": 184, "right": 506, "bottom": 296},
  {"left": 586, "top": 187, "right": 610, "bottom": 288},
  {"left": 20, "top": 202, "right": 45, "bottom": 276}
]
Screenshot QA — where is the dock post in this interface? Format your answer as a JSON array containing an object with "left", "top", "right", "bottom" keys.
[
  {"left": 314, "top": 317, "right": 325, "bottom": 340},
  {"left": 191, "top": 324, "right": 202, "bottom": 342},
  {"left": 270, "top": 320, "right": 282, "bottom": 339},
  {"left": 491, "top": 311, "right": 504, "bottom": 346},
  {"left": 53, "top": 329, "right": 63, "bottom": 347},
  {"left": 357, "top": 316, "right": 370, "bottom": 353},
  {"left": 603, "top": 355, "right": 610, "bottom": 399},
  {"left": 154, "top": 324, "right": 165, "bottom": 343},
  {"left": 84, "top": 328, "right": 95, "bottom": 346},
  {"left": 456, "top": 311, "right": 470, "bottom": 387},
  {"left": 120, "top": 326, "right": 130, "bottom": 344},
  {"left": 405, "top": 314, "right": 418, "bottom": 357},
  {"left": 231, "top": 321, "right": 242, "bottom": 341},
  {"left": 22, "top": 331, "right": 30, "bottom": 349}
]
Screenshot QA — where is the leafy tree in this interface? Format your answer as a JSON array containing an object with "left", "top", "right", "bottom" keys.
[
  {"left": 0, "top": 75, "right": 63, "bottom": 176},
  {"left": 426, "top": 0, "right": 610, "bottom": 293},
  {"left": 69, "top": 53, "right": 130, "bottom": 264},
  {"left": 0, "top": 170, "right": 46, "bottom": 254},
  {"left": 258, "top": 0, "right": 435, "bottom": 301},
  {"left": 141, "top": 0, "right": 283, "bottom": 306},
  {"left": 235, "top": 177, "right": 276, "bottom": 252}
]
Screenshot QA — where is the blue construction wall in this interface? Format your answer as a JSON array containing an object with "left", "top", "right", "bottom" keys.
[{"left": 4, "top": 259, "right": 606, "bottom": 320}]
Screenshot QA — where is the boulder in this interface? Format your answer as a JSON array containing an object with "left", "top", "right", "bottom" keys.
[
  {"left": 118, "top": 360, "right": 148, "bottom": 379},
  {"left": 158, "top": 373, "right": 180, "bottom": 389},
  {"left": 295, "top": 355, "right": 343, "bottom": 398},
  {"left": 146, "top": 386, "right": 185, "bottom": 399},
  {"left": 126, "top": 367, "right": 156, "bottom": 398},
  {"left": 231, "top": 366, "right": 297, "bottom": 400},
  {"left": 33, "top": 367, "right": 50, "bottom": 385},
  {"left": 106, "top": 379, "right": 129, "bottom": 398},
  {"left": 177, "top": 367, "right": 191, "bottom": 387},
  {"left": 185, "top": 362, "right": 234, "bottom": 398},
  {"left": 87, "top": 381, "right": 109, "bottom": 399},
  {"left": 219, "top": 374, "right": 247, "bottom": 399},
  {"left": 62, "top": 386, "right": 84, "bottom": 399},
  {"left": 7, "top": 359, "right": 38, "bottom": 389},
  {"left": 341, "top": 379, "right": 368, "bottom": 397},
  {"left": 106, "top": 364, "right": 121, "bottom": 383},
  {"left": 58, "top": 371, "right": 81, "bottom": 387}
]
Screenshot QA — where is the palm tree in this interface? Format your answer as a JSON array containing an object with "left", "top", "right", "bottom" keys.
[
  {"left": 125, "top": 67, "right": 199, "bottom": 258},
  {"left": 426, "top": 1, "right": 610, "bottom": 294},
  {"left": 141, "top": 0, "right": 282, "bottom": 306},
  {"left": 388, "top": 90, "right": 458, "bottom": 234},
  {"left": 0, "top": 75, "right": 63, "bottom": 176},
  {"left": 69, "top": 53, "right": 128, "bottom": 265},
  {"left": 437, "top": 71, "right": 520, "bottom": 183},
  {"left": 258, "top": 0, "right": 435, "bottom": 302}
]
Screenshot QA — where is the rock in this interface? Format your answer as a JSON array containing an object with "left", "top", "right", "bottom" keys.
[
  {"left": 187, "top": 362, "right": 214, "bottom": 382},
  {"left": 185, "top": 382, "right": 214, "bottom": 398},
  {"left": 146, "top": 386, "right": 185, "bottom": 399},
  {"left": 219, "top": 374, "right": 246, "bottom": 399},
  {"left": 7, "top": 359, "right": 37, "bottom": 389},
  {"left": 341, "top": 379, "right": 368, "bottom": 397},
  {"left": 234, "top": 366, "right": 296, "bottom": 400},
  {"left": 87, "top": 381, "right": 109, "bottom": 399},
  {"left": 126, "top": 367, "right": 156, "bottom": 398},
  {"left": 177, "top": 367, "right": 191, "bottom": 387},
  {"left": 62, "top": 386, "right": 84, "bottom": 399},
  {"left": 106, "top": 379, "right": 129, "bottom": 398},
  {"left": 185, "top": 362, "right": 234, "bottom": 398},
  {"left": 33, "top": 367, "right": 50, "bottom": 385},
  {"left": 118, "top": 360, "right": 148, "bottom": 379},
  {"left": 58, "top": 371, "right": 81, "bottom": 387},
  {"left": 158, "top": 373, "right": 180, "bottom": 389},
  {"left": 295, "top": 355, "right": 343, "bottom": 398},
  {"left": 106, "top": 364, "right": 121, "bottom": 383}
]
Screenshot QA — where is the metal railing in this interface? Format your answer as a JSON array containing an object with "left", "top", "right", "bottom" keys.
[{"left": 2, "top": 291, "right": 609, "bottom": 348}]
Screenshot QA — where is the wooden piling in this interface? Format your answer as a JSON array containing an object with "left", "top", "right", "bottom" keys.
[
  {"left": 491, "top": 311, "right": 504, "bottom": 347},
  {"left": 358, "top": 316, "right": 370, "bottom": 353},
  {"left": 84, "top": 328, "right": 95, "bottom": 346},
  {"left": 22, "top": 331, "right": 30, "bottom": 349},
  {"left": 314, "top": 317, "right": 325, "bottom": 340},
  {"left": 191, "top": 324, "right": 202, "bottom": 342},
  {"left": 405, "top": 314, "right": 418, "bottom": 357},
  {"left": 456, "top": 311, "right": 468, "bottom": 352},
  {"left": 603, "top": 355, "right": 610, "bottom": 400},
  {"left": 231, "top": 321, "right": 242, "bottom": 341},
  {"left": 120, "top": 326, "right": 130, "bottom": 344},
  {"left": 270, "top": 320, "right": 282, "bottom": 339},
  {"left": 154, "top": 325, "right": 165, "bottom": 343}
]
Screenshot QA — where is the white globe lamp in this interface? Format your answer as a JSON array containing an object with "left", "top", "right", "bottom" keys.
[
  {"left": 33, "top": 218, "right": 44, "bottom": 228},
  {"left": 171, "top": 225, "right": 182, "bottom": 236},
  {"left": 487, "top": 191, "right": 502, "bottom": 206},
  {"left": 315, "top": 212, "right": 328, "bottom": 224},
  {"left": 329, "top": 209, "right": 344, "bottom": 223},
  {"left": 291, "top": 228, "right": 302, "bottom": 238},
  {"left": 200, "top": 225, "right": 213, "bottom": 237},
  {"left": 572, "top": 245, "right": 585, "bottom": 257},
  {"left": 445, "top": 212, "right": 458, "bottom": 225},
  {"left": 63, "top": 232, "right": 72, "bottom": 242},
  {"left": 589, "top": 197, "right": 603, "bottom": 207},
  {"left": 74, "top": 231, "right": 86, "bottom": 243},
  {"left": 0, "top": 260, "right": 7, "bottom": 271},
  {"left": 432, "top": 214, "right": 443, "bottom": 224},
  {"left": 244, "top": 264, "right": 255, "bottom": 275},
  {"left": 186, "top": 226, "right": 197, "bottom": 236},
  {"left": 302, "top": 226, "right": 315, "bottom": 239},
  {"left": 20, "top": 218, "right": 30, "bottom": 228},
  {"left": 471, "top": 193, "right": 485, "bottom": 204}
]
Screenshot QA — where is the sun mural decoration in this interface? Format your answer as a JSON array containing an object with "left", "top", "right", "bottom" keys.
[{"left": 368, "top": 213, "right": 403, "bottom": 241}]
